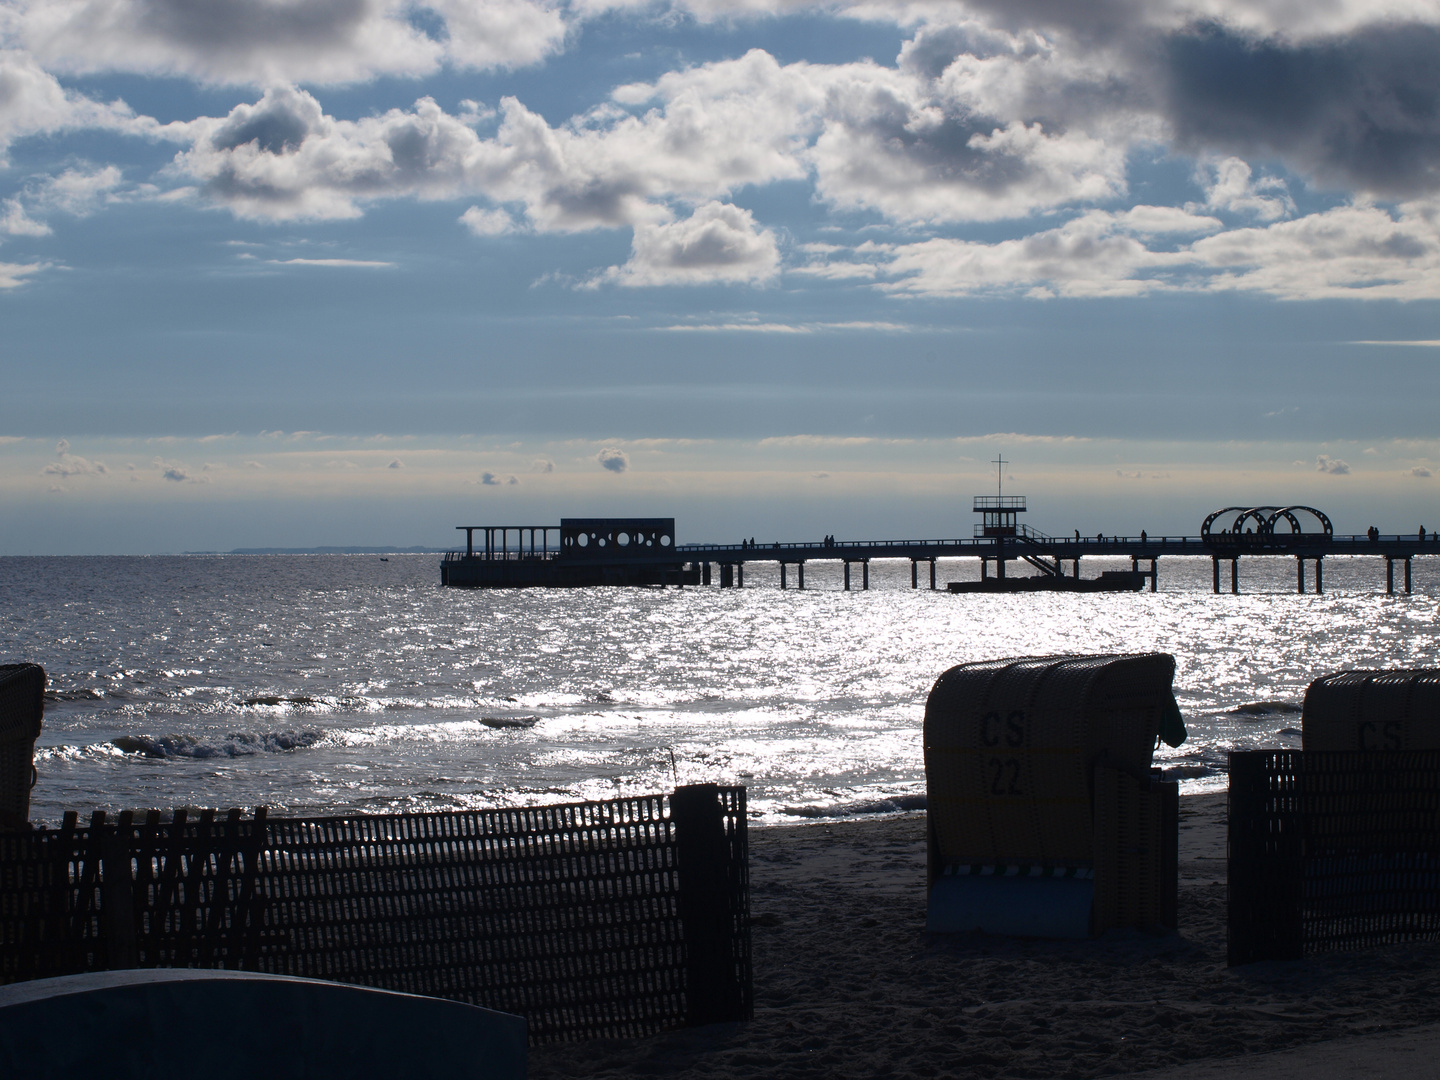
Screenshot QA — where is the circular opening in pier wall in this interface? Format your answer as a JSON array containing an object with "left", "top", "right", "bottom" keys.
[{"left": 617, "top": 532, "right": 630, "bottom": 546}]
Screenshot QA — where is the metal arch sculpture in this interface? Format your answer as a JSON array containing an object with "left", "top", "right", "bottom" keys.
[
  {"left": 1202, "top": 505, "right": 1333, "bottom": 547},
  {"left": 1269, "top": 505, "right": 1333, "bottom": 540}
]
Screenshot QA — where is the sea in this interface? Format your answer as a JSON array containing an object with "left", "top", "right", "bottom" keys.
[{"left": 5, "top": 553, "right": 1439, "bottom": 827}]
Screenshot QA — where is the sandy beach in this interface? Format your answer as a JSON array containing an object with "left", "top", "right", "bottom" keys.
[{"left": 530, "top": 793, "right": 1440, "bottom": 1078}]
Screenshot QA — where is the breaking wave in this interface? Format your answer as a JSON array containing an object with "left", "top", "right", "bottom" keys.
[{"left": 110, "top": 730, "right": 327, "bottom": 759}]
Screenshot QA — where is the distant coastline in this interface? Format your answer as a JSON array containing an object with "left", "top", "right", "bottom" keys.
[{"left": 182, "top": 546, "right": 448, "bottom": 555}]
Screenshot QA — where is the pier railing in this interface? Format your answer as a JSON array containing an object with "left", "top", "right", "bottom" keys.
[{"left": 0, "top": 785, "right": 752, "bottom": 1044}]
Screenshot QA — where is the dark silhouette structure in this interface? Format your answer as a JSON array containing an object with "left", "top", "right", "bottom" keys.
[{"left": 440, "top": 506, "right": 1435, "bottom": 594}]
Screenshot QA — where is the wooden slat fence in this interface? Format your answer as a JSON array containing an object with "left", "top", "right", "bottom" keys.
[
  {"left": 1228, "top": 750, "right": 1440, "bottom": 965},
  {"left": 0, "top": 784, "right": 751, "bottom": 1043}
]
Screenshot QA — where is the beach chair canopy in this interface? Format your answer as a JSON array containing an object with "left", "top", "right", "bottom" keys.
[
  {"left": 924, "top": 653, "right": 1177, "bottom": 867},
  {"left": 1302, "top": 669, "right": 1440, "bottom": 752}
]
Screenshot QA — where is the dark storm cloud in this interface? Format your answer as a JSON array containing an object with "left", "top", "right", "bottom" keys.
[
  {"left": 212, "top": 99, "right": 312, "bottom": 154},
  {"left": 1164, "top": 22, "right": 1440, "bottom": 196},
  {"left": 139, "top": 0, "right": 372, "bottom": 53}
]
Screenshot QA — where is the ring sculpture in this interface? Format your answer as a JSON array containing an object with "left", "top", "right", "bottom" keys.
[{"left": 1201, "top": 506, "right": 1333, "bottom": 548}]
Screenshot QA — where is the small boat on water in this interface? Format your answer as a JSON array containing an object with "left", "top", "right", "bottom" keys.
[{"left": 947, "top": 571, "right": 1146, "bottom": 594}]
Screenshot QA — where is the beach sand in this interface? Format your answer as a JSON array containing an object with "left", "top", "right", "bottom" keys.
[{"left": 529, "top": 793, "right": 1440, "bottom": 1078}]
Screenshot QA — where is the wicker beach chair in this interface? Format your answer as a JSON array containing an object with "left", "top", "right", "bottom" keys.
[
  {"left": 923, "top": 654, "right": 1179, "bottom": 937},
  {"left": 0, "top": 664, "right": 44, "bottom": 830},
  {"left": 1302, "top": 669, "right": 1440, "bottom": 751}
]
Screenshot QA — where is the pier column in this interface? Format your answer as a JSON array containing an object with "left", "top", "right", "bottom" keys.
[
  {"left": 1149, "top": 558, "right": 1158, "bottom": 592},
  {"left": 781, "top": 563, "right": 787, "bottom": 590},
  {"left": 929, "top": 559, "right": 937, "bottom": 590},
  {"left": 981, "top": 558, "right": 989, "bottom": 581},
  {"left": 1406, "top": 557, "right": 1413, "bottom": 594},
  {"left": 737, "top": 564, "right": 744, "bottom": 588},
  {"left": 798, "top": 562, "right": 805, "bottom": 590},
  {"left": 862, "top": 561, "right": 870, "bottom": 590},
  {"left": 1387, "top": 557, "right": 1395, "bottom": 595},
  {"left": 1212, "top": 557, "right": 1220, "bottom": 594},
  {"left": 720, "top": 564, "right": 733, "bottom": 588},
  {"left": 1297, "top": 557, "right": 1305, "bottom": 594},
  {"left": 1073, "top": 559, "right": 1080, "bottom": 578},
  {"left": 844, "top": 562, "right": 851, "bottom": 591},
  {"left": 703, "top": 563, "right": 712, "bottom": 586},
  {"left": 996, "top": 538, "right": 1006, "bottom": 579},
  {"left": 1231, "top": 558, "right": 1239, "bottom": 595},
  {"left": 1315, "top": 558, "right": 1323, "bottom": 594},
  {"left": 911, "top": 560, "right": 918, "bottom": 589}
]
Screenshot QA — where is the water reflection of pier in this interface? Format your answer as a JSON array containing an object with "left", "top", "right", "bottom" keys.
[{"left": 440, "top": 505, "right": 1437, "bottom": 595}]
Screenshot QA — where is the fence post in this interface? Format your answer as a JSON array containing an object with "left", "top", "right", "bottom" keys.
[
  {"left": 101, "top": 811, "right": 139, "bottom": 969},
  {"left": 1227, "top": 751, "right": 1305, "bottom": 965},
  {"left": 671, "top": 784, "right": 749, "bottom": 1026}
]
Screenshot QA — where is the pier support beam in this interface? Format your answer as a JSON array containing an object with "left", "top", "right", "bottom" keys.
[
  {"left": 798, "top": 562, "right": 805, "bottom": 590},
  {"left": 929, "top": 559, "right": 937, "bottom": 590},
  {"left": 1212, "top": 557, "right": 1220, "bottom": 594},
  {"left": 1231, "top": 558, "right": 1239, "bottom": 595},
  {"left": 1387, "top": 557, "right": 1395, "bottom": 595},
  {"left": 781, "top": 563, "right": 787, "bottom": 590},
  {"left": 1315, "top": 558, "right": 1322, "bottom": 595},
  {"left": 1406, "top": 557, "right": 1413, "bottom": 594},
  {"left": 703, "top": 563, "right": 711, "bottom": 586},
  {"left": 844, "top": 562, "right": 851, "bottom": 591},
  {"left": 720, "top": 564, "right": 733, "bottom": 588},
  {"left": 981, "top": 558, "right": 989, "bottom": 581},
  {"left": 862, "top": 561, "right": 870, "bottom": 590},
  {"left": 737, "top": 564, "right": 744, "bottom": 589},
  {"left": 911, "top": 560, "right": 918, "bottom": 589},
  {"left": 1297, "top": 557, "right": 1305, "bottom": 594}
]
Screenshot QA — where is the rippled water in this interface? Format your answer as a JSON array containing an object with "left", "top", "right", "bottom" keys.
[{"left": 4, "top": 553, "right": 1438, "bottom": 826}]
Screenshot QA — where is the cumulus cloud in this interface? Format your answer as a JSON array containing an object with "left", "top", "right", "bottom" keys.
[
  {"left": 1, "top": 199, "right": 49, "bottom": 236},
  {"left": 1189, "top": 200, "right": 1440, "bottom": 301},
  {"left": 12, "top": 0, "right": 566, "bottom": 86},
  {"left": 798, "top": 197, "right": 1440, "bottom": 300},
  {"left": 387, "top": 458, "right": 404, "bottom": 469},
  {"left": 597, "top": 447, "right": 628, "bottom": 473},
  {"left": 480, "top": 470, "right": 518, "bottom": 485},
  {"left": 460, "top": 206, "right": 519, "bottom": 236},
  {"left": 1162, "top": 21, "right": 1440, "bottom": 198},
  {"left": 600, "top": 201, "right": 780, "bottom": 286},
  {"left": 10, "top": 1, "right": 1440, "bottom": 302},
  {"left": 865, "top": 210, "right": 1195, "bottom": 299},
  {"left": 531, "top": 458, "right": 555, "bottom": 472},
  {"left": 40, "top": 438, "right": 108, "bottom": 482},
  {"left": 1316, "top": 455, "right": 1351, "bottom": 475},
  {"left": 0, "top": 49, "right": 150, "bottom": 158},
  {"left": 1194, "top": 157, "right": 1292, "bottom": 221},
  {"left": 152, "top": 456, "right": 206, "bottom": 482},
  {"left": 1412, "top": 466, "right": 1433, "bottom": 478}
]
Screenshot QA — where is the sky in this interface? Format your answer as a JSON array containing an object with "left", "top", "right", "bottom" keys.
[{"left": 3, "top": 0, "right": 1440, "bottom": 553}]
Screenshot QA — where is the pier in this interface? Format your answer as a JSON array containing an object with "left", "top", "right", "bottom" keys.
[{"left": 441, "top": 504, "right": 1437, "bottom": 594}]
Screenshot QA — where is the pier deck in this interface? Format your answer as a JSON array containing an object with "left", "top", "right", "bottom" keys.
[{"left": 673, "top": 532, "right": 1437, "bottom": 594}]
